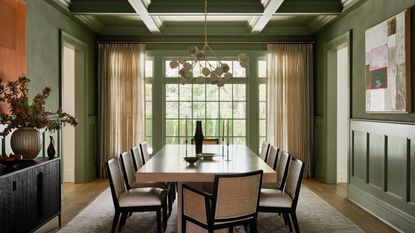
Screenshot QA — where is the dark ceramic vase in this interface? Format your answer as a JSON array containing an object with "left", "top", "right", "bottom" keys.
[
  {"left": 47, "top": 136, "right": 56, "bottom": 160},
  {"left": 194, "top": 121, "right": 204, "bottom": 154}
]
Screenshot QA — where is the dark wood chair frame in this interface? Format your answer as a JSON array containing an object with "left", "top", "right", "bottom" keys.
[
  {"left": 190, "top": 138, "right": 220, "bottom": 145},
  {"left": 276, "top": 151, "right": 291, "bottom": 191},
  {"left": 182, "top": 170, "right": 264, "bottom": 233},
  {"left": 260, "top": 142, "right": 271, "bottom": 162},
  {"left": 267, "top": 146, "right": 280, "bottom": 170},
  {"left": 106, "top": 158, "right": 168, "bottom": 233},
  {"left": 258, "top": 158, "right": 305, "bottom": 233}
]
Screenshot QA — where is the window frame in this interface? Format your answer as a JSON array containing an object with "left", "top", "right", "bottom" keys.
[{"left": 145, "top": 50, "right": 266, "bottom": 154}]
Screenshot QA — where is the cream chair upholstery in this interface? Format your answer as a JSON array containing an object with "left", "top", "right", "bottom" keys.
[
  {"left": 262, "top": 150, "right": 291, "bottom": 190},
  {"left": 122, "top": 149, "right": 175, "bottom": 215},
  {"left": 182, "top": 170, "right": 263, "bottom": 233},
  {"left": 266, "top": 145, "right": 279, "bottom": 169},
  {"left": 140, "top": 142, "right": 151, "bottom": 163},
  {"left": 259, "top": 158, "right": 305, "bottom": 233},
  {"left": 259, "top": 141, "right": 270, "bottom": 161},
  {"left": 106, "top": 157, "right": 167, "bottom": 233}
]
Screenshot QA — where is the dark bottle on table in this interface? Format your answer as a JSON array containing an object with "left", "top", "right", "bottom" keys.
[{"left": 194, "top": 121, "right": 204, "bottom": 154}]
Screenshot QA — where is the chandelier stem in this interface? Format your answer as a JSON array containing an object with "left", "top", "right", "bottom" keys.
[{"left": 204, "top": 0, "right": 208, "bottom": 48}]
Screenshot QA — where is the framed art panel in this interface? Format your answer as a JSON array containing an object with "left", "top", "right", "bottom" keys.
[{"left": 365, "top": 10, "right": 411, "bottom": 113}]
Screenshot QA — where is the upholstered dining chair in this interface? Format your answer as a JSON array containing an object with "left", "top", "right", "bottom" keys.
[
  {"left": 266, "top": 145, "right": 279, "bottom": 170},
  {"left": 182, "top": 170, "right": 263, "bottom": 233},
  {"left": 262, "top": 150, "right": 291, "bottom": 190},
  {"left": 259, "top": 158, "right": 305, "bottom": 233},
  {"left": 106, "top": 157, "right": 167, "bottom": 233},
  {"left": 124, "top": 149, "right": 175, "bottom": 215},
  {"left": 259, "top": 142, "right": 270, "bottom": 162},
  {"left": 131, "top": 146, "right": 144, "bottom": 171},
  {"left": 140, "top": 142, "right": 151, "bottom": 164},
  {"left": 138, "top": 142, "right": 177, "bottom": 213}
]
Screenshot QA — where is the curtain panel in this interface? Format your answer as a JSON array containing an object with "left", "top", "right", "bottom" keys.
[
  {"left": 266, "top": 44, "right": 313, "bottom": 178},
  {"left": 98, "top": 43, "right": 146, "bottom": 177}
]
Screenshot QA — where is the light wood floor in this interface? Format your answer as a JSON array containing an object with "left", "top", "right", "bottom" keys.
[
  {"left": 38, "top": 178, "right": 397, "bottom": 233},
  {"left": 303, "top": 179, "right": 397, "bottom": 233}
]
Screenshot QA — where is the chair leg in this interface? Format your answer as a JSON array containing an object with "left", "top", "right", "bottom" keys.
[
  {"left": 168, "top": 186, "right": 173, "bottom": 215},
  {"left": 156, "top": 209, "right": 162, "bottom": 233},
  {"left": 163, "top": 200, "right": 168, "bottom": 230},
  {"left": 181, "top": 216, "right": 186, "bottom": 233},
  {"left": 291, "top": 211, "right": 300, "bottom": 233},
  {"left": 283, "top": 213, "right": 293, "bottom": 232},
  {"left": 111, "top": 211, "right": 121, "bottom": 233},
  {"left": 118, "top": 212, "right": 128, "bottom": 232},
  {"left": 250, "top": 221, "right": 258, "bottom": 233},
  {"left": 229, "top": 227, "right": 233, "bottom": 233}
]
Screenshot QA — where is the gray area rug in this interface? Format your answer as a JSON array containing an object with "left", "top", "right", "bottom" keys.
[{"left": 58, "top": 186, "right": 363, "bottom": 233}]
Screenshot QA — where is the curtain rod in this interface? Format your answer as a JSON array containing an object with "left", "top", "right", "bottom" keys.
[{"left": 96, "top": 41, "right": 315, "bottom": 44}]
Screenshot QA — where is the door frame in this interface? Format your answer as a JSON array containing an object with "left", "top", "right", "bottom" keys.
[
  {"left": 322, "top": 30, "right": 352, "bottom": 184},
  {"left": 59, "top": 30, "right": 88, "bottom": 184}
]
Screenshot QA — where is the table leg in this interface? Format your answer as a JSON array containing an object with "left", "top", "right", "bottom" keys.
[{"left": 177, "top": 182, "right": 229, "bottom": 233}]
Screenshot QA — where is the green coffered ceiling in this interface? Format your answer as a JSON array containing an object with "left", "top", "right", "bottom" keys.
[{"left": 50, "top": 0, "right": 363, "bottom": 37}]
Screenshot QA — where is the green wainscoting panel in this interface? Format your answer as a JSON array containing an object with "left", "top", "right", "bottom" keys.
[
  {"left": 386, "top": 136, "right": 407, "bottom": 199},
  {"left": 352, "top": 130, "right": 367, "bottom": 182},
  {"left": 368, "top": 134, "right": 384, "bottom": 190},
  {"left": 349, "top": 119, "right": 415, "bottom": 232},
  {"left": 314, "top": 116, "right": 326, "bottom": 180},
  {"left": 411, "top": 140, "right": 415, "bottom": 203},
  {"left": 87, "top": 116, "right": 97, "bottom": 181}
]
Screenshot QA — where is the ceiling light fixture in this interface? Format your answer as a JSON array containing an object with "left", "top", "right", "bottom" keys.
[{"left": 169, "top": 0, "right": 248, "bottom": 87}]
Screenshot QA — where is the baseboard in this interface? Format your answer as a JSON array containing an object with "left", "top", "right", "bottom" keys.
[{"left": 348, "top": 184, "right": 415, "bottom": 233}]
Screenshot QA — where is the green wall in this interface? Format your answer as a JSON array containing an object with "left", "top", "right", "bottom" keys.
[
  {"left": 316, "top": 0, "right": 415, "bottom": 121},
  {"left": 315, "top": 0, "right": 415, "bottom": 231},
  {"left": 26, "top": 0, "right": 97, "bottom": 182}
]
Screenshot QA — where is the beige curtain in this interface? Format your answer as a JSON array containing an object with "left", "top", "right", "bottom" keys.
[
  {"left": 266, "top": 44, "right": 313, "bottom": 177},
  {"left": 98, "top": 43, "right": 146, "bottom": 177}
]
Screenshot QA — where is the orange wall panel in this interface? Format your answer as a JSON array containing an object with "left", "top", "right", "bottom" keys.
[{"left": 0, "top": 0, "right": 26, "bottom": 82}]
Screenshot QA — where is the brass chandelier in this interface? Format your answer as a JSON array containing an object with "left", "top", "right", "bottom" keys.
[{"left": 169, "top": 0, "right": 248, "bottom": 87}]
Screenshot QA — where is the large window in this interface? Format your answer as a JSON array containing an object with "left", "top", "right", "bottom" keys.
[
  {"left": 164, "top": 59, "right": 247, "bottom": 144},
  {"left": 258, "top": 59, "right": 267, "bottom": 151},
  {"left": 145, "top": 59, "right": 153, "bottom": 153},
  {"left": 144, "top": 51, "right": 267, "bottom": 154}
]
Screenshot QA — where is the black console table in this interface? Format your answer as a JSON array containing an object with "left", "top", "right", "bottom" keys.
[{"left": 0, "top": 158, "right": 61, "bottom": 233}]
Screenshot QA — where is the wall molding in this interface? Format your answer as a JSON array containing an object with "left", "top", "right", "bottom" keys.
[
  {"left": 349, "top": 184, "right": 415, "bottom": 233},
  {"left": 349, "top": 119, "right": 415, "bottom": 232}
]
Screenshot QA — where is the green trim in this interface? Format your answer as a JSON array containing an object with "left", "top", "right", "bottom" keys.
[
  {"left": 348, "top": 184, "right": 414, "bottom": 232},
  {"left": 316, "top": 31, "right": 351, "bottom": 183},
  {"left": 59, "top": 30, "right": 93, "bottom": 183}
]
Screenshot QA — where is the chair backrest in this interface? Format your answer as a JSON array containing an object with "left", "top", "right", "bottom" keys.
[
  {"left": 266, "top": 145, "right": 279, "bottom": 170},
  {"left": 131, "top": 146, "right": 144, "bottom": 171},
  {"left": 140, "top": 142, "right": 150, "bottom": 164},
  {"left": 212, "top": 170, "right": 263, "bottom": 222},
  {"left": 259, "top": 142, "right": 270, "bottom": 161},
  {"left": 284, "top": 158, "right": 304, "bottom": 208},
  {"left": 120, "top": 151, "right": 136, "bottom": 189},
  {"left": 191, "top": 138, "right": 220, "bottom": 144},
  {"left": 106, "top": 157, "right": 127, "bottom": 207},
  {"left": 275, "top": 150, "right": 291, "bottom": 190}
]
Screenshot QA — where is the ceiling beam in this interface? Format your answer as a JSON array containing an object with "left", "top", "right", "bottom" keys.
[
  {"left": 148, "top": 0, "right": 264, "bottom": 14},
  {"left": 250, "top": 0, "right": 284, "bottom": 33},
  {"left": 277, "top": 0, "right": 343, "bottom": 14},
  {"left": 69, "top": 0, "right": 343, "bottom": 15},
  {"left": 127, "top": 0, "right": 162, "bottom": 34}
]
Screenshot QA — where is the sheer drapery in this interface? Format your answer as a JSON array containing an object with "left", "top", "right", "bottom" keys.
[
  {"left": 266, "top": 44, "right": 313, "bottom": 177},
  {"left": 98, "top": 43, "right": 146, "bottom": 177}
]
